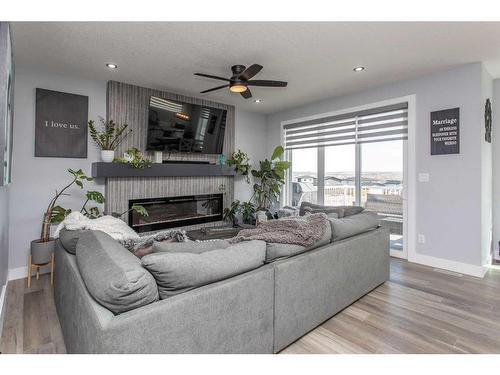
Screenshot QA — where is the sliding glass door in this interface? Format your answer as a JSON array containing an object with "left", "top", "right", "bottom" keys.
[{"left": 283, "top": 102, "right": 409, "bottom": 259}]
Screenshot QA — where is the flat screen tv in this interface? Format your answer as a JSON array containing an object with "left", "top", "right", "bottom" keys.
[{"left": 146, "top": 96, "right": 227, "bottom": 154}]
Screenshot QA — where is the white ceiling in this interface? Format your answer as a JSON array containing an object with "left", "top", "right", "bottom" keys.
[{"left": 10, "top": 22, "right": 500, "bottom": 114}]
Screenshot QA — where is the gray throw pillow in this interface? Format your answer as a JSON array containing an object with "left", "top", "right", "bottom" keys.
[
  {"left": 329, "top": 211, "right": 380, "bottom": 241},
  {"left": 142, "top": 240, "right": 266, "bottom": 299},
  {"left": 76, "top": 230, "right": 159, "bottom": 314},
  {"left": 58, "top": 228, "right": 86, "bottom": 255},
  {"left": 153, "top": 239, "right": 231, "bottom": 254}
]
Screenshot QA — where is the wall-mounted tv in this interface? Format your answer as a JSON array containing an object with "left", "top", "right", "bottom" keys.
[{"left": 146, "top": 96, "right": 227, "bottom": 154}]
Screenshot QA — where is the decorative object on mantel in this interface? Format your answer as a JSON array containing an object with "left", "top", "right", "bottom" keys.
[
  {"left": 226, "top": 149, "right": 251, "bottom": 183},
  {"left": 217, "top": 154, "right": 226, "bottom": 166},
  {"left": 35, "top": 88, "right": 89, "bottom": 158},
  {"left": 114, "top": 147, "right": 152, "bottom": 169},
  {"left": 430, "top": 108, "right": 460, "bottom": 155},
  {"left": 31, "top": 168, "right": 100, "bottom": 286},
  {"left": 89, "top": 117, "right": 131, "bottom": 162},
  {"left": 485, "top": 98, "right": 492, "bottom": 143}
]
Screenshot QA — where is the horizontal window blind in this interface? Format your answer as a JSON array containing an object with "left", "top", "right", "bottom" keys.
[{"left": 284, "top": 102, "right": 408, "bottom": 150}]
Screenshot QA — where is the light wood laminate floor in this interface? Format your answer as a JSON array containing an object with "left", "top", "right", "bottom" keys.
[{"left": 1, "top": 258, "right": 500, "bottom": 354}]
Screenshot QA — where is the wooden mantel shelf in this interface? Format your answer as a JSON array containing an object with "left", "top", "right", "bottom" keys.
[{"left": 91, "top": 162, "right": 236, "bottom": 178}]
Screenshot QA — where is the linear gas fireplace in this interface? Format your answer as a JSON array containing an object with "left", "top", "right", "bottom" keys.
[{"left": 128, "top": 194, "right": 223, "bottom": 233}]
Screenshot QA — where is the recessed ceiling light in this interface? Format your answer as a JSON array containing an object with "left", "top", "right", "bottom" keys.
[
  {"left": 106, "top": 63, "right": 118, "bottom": 69},
  {"left": 353, "top": 66, "right": 365, "bottom": 72},
  {"left": 254, "top": 99, "right": 263, "bottom": 103}
]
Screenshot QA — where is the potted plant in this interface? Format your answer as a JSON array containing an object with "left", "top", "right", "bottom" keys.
[
  {"left": 251, "top": 145, "right": 291, "bottom": 216},
  {"left": 89, "top": 117, "right": 131, "bottom": 162},
  {"left": 33, "top": 169, "right": 102, "bottom": 265},
  {"left": 239, "top": 201, "right": 256, "bottom": 225},
  {"left": 226, "top": 149, "right": 251, "bottom": 183},
  {"left": 114, "top": 147, "right": 152, "bottom": 169},
  {"left": 222, "top": 200, "right": 241, "bottom": 228}
]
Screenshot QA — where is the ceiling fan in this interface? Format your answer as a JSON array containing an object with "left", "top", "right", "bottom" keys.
[{"left": 194, "top": 64, "right": 288, "bottom": 99}]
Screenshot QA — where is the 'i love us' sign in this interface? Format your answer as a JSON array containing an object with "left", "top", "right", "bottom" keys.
[{"left": 35, "top": 88, "right": 88, "bottom": 158}]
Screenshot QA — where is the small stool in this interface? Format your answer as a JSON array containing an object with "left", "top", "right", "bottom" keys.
[{"left": 27, "top": 253, "right": 55, "bottom": 288}]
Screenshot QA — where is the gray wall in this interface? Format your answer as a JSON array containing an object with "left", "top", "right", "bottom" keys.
[
  {"left": 234, "top": 110, "right": 267, "bottom": 202},
  {"left": 0, "top": 185, "right": 9, "bottom": 286},
  {"left": 9, "top": 67, "right": 106, "bottom": 271},
  {"left": 480, "top": 67, "right": 493, "bottom": 265},
  {"left": 492, "top": 79, "right": 500, "bottom": 261},
  {"left": 267, "top": 63, "right": 486, "bottom": 267}
]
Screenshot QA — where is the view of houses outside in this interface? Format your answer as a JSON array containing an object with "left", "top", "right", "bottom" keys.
[{"left": 289, "top": 140, "right": 404, "bottom": 251}]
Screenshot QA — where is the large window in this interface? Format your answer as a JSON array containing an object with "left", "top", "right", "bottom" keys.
[
  {"left": 283, "top": 102, "right": 408, "bottom": 253},
  {"left": 324, "top": 144, "right": 356, "bottom": 206},
  {"left": 284, "top": 102, "right": 407, "bottom": 209},
  {"left": 289, "top": 148, "right": 318, "bottom": 206}
]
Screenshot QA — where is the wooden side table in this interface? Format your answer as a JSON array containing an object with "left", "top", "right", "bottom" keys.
[{"left": 27, "top": 253, "right": 55, "bottom": 288}]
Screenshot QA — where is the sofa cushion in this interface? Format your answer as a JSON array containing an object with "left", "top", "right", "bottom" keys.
[
  {"left": 266, "top": 243, "right": 307, "bottom": 262},
  {"left": 329, "top": 211, "right": 380, "bottom": 241},
  {"left": 299, "top": 201, "right": 364, "bottom": 218},
  {"left": 266, "top": 216, "right": 332, "bottom": 262},
  {"left": 58, "top": 228, "right": 86, "bottom": 255},
  {"left": 153, "top": 239, "right": 231, "bottom": 254},
  {"left": 142, "top": 240, "right": 266, "bottom": 299},
  {"left": 76, "top": 230, "right": 159, "bottom": 314}
]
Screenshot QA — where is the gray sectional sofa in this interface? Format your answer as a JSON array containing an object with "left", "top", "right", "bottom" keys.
[{"left": 54, "top": 211, "right": 389, "bottom": 353}]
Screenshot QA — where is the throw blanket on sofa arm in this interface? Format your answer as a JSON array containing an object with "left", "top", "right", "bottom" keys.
[{"left": 230, "top": 212, "right": 329, "bottom": 248}]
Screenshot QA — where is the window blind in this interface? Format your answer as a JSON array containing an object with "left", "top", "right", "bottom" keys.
[{"left": 284, "top": 102, "right": 408, "bottom": 150}]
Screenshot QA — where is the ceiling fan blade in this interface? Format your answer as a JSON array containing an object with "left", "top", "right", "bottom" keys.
[
  {"left": 200, "top": 84, "right": 229, "bottom": 94},
  {"left": 247, "top": 80, "right": 288, "bottom": 87},
  {"left": 239, "top": 64, "right": 263, "bottom": 81},
  {"left": 194, "top": 73, "right": 231, "bottom": 82},
  {"left": 240, "top": 88, "right": 252, "bottom": 99}
]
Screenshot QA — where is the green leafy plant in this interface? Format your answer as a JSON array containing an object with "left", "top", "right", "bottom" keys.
[
  {"left": 239, "top": 201, "right": 257, "bottom": 225},
  {"left": 80, "top": 191, "right": 106, "bottom": 219},
  {"left": 223, "top": 200, "right": 240, "bottom": 226},
  {"left": 227, "top": 149, "right": 251, "bottom": 183},
  {"left": 114, "top": 147, "right": 152, "bottom": 169},
  {"left": 112, "top": 204, "right": 149, "bottom": 219},
  {"left": 251, "top": 146, "right": 291, "bottom": 211},
  {"left": 40, "top": 169, "right": 98, "bottom": 242},
  {"left": 89, "top": 117, "right": 131, "bottom": 150}
]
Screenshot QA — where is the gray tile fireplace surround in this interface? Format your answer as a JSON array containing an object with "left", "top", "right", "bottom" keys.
[{"left": 105, "top": 81, "right": 235, "bottom": 230}]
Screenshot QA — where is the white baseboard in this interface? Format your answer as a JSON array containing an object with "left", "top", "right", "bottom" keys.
[
  {"left": 8, "top": 264, "right": 51, "bottom": 281},
  {"left": 409, "top": 253, "right": 488, "bottom": 278},
  {"left": 0, "top": 283, "right": 7, "bottom": 331}
]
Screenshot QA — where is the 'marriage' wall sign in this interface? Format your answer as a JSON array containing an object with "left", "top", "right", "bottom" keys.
[
  {"left": 430, "top": 107, "right": 459, "bottom": 155},
  {"left": 35, "top": 88, "right": 88, "bottom": 158}
]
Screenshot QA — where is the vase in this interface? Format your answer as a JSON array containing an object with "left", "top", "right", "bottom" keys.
[
  {"left": 31, "top": 239, "right": 55, "bottom": 265},
  {"left": 101, "top": 150, "right": 115, "bottom": 162}
]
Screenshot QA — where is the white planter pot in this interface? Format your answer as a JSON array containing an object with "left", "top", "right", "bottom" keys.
[{"left": 101, "top": 150, "right": 115, "bottom": 163}]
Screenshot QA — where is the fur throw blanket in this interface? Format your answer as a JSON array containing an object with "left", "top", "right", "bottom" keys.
[
  {"left": 54, "top": 211, "right": 187, "bottom": 257},
  {"left": 54, "top": 212, "right": 140, "bottom": 242},
  {"left": 230, "top": 212, "right": 329, "bottom": 248}
]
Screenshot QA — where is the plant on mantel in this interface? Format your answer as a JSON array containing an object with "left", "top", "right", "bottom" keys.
[
  {"left": 226, "top": 149, "right": 251, "bottom": 183},
  {"left": 88, "top": 117, "right": 131, "bottom": 162}
]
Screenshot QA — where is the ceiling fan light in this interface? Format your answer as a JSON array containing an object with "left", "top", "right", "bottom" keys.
[{"left": 230, "top": 84, "right": 247, "bottom": 93}]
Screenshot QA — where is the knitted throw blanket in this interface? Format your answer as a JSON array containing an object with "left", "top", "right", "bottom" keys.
[{"left": 230, "top": 213, "right": 329, "bottom": 248}]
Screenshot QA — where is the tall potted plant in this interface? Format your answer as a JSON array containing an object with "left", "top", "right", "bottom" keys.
[
  {"left": 89, "top": 117, "right": 131, "bottom": 162},
  {"left": 32, "top": 169, "right": 102, "bottom": 265},
  {"left": 251, "top": 146, "right": 291, "bottom": 212}
]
